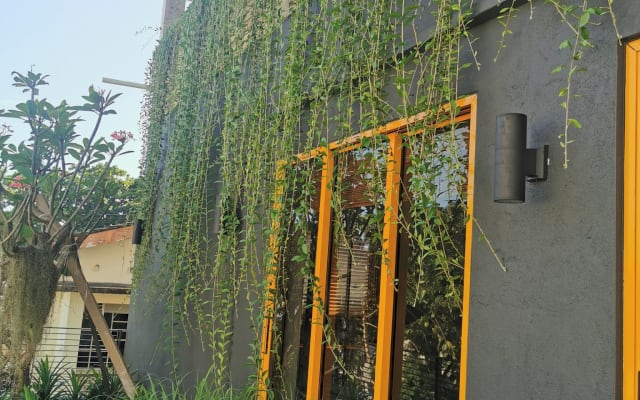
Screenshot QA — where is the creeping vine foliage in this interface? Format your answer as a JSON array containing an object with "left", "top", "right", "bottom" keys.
[
  {"left": 136, "top": 0, "right": 471, "bottom": 390},
  {"left": 495, "top": 0, "right": 619, "bottom": 168},
  {"left": 134, "top": 0, "right": 617, "bottom": 394}
]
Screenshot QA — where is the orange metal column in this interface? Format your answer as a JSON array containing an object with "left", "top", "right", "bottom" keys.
[
  {"left": 306, "top": 148, "right": 334, "bottom": 399},
  {"left": 372, "top": 133, "right": 402, "bottom": 399},
  {"left": 624, "top": 38, "right": 640, "bottom": 400},
  {"left": 258, "top": 162, "right": 287, "bottom": 400},
  {"left": 458, "top": 94, "right": 477, "bottom": 400}
]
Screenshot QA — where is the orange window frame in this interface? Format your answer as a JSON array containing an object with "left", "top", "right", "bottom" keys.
[
  {"left": 623, "top": 37, "right": 640, "bottom": 400},
  {"left": 258, "top": 94, "right": 477, "bottom": 400}
]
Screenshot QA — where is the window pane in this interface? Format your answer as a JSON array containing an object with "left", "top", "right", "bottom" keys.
[
  {"left": 273, "top": 159, "right": 322, "bottom": 399},
  {"left": 322, "top": 145, "right": 386, "bottom": 400},
  {"left": 76, "top": 306, "right": 129, "bottom": 370},
  {"left": 396, "top": 124, "right": 469, "bottom": 400}
]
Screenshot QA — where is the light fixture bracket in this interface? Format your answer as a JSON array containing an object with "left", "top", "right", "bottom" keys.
[
  {"left": 524, "top": 145, "right": 549, "bottom": 182},
  {"left": 494, "top": 113, "right": 549, "bottom": 203}
]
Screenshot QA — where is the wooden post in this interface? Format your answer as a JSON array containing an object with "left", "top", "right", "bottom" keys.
[{"left": 65, "top": 250, "right": 137, "bottom": 399}]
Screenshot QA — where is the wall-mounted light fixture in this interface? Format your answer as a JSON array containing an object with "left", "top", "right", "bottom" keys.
[
  {"left": 132, "top": 219, "right": 144, "bottom": 245},
  {"left": 494, "top": 113, "right": 549, "bottom": 203}
]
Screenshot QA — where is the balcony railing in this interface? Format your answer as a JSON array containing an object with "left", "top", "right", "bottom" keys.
[{"left": 34, "top": 325, "right": 127, "bottom": 372}]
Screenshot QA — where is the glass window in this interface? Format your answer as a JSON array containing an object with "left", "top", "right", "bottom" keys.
[
  {"left": 269, "top": 160, "right": 322, "bottom": 399},
  {"left": 321, "top": 145, "right": 387, "bottom": 399},
  {"left": 394, "top": 124, "right": 469, "bottom": 399},
  {"left": 260, "top": 96, "right": 476, "bottom": 400},
  {"left": 76, "top": 304, "right": 129, "bottom": 369}
]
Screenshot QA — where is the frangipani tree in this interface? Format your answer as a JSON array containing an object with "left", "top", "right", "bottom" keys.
[{"left": 0, "top": 71, "right": 133, "bottom": 392}]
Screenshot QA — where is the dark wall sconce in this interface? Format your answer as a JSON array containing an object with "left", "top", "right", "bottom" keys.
[
  {"left": 132, "top": 219, "right": 144, "bottom": 245},
  {"left": 494, "top": 113, "right": 549, "bottom": 203}
]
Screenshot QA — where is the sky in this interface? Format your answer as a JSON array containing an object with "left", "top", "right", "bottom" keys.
[{"left": 0, "top": 1, "right": 164, "bottom": 177}]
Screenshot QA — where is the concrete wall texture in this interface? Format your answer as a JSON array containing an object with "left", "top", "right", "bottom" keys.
[
  {"left": 462, "top": 4, "right": 624, "bottom": 398},
  {"left": 161, "top": 0, "right": 187, "bottom": 29},
  {"left": 127, "top": 0, "right": 640, "bottom": 398}
]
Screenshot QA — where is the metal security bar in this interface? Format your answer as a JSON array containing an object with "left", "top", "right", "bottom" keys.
[{"left": 34, "top": 313, "right": 128, "bottom": 372}]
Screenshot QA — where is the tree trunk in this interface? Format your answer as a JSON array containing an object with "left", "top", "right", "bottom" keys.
[{"left": 0, "top": 247, "right": 58, "bottom": 395}]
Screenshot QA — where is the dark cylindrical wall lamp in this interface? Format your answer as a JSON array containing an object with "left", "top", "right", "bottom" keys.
[
  {"left": 132, "top": 219, "right": 144, "bottom": 245},
  {"left": 494, "top": 113, "right": 549, "bottom": 203}
]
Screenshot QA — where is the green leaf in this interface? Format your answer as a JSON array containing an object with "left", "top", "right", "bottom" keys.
[
  {"left": 15, "top": 102, "right": 28, "bottom": 113},
  {"left": 94, "top": 143, "right": 109, "bottom": 153},
  {"left": 13, "top": 163, "right": 34, "bottom": 182},
  {"left": 551, "top": 65, "right": 564, "bottom": 74},
  {"left": 26, "top": 100, "right": 37, "bottom": 117},
  {"left": 579, "top": 27, "right": 590, "bottom": 42},
  {"left": 568, "top": 118, "right": 582, "bottom": 129},
  {"left": 579, "top": 12, "right": 590, "bottom": 27},
  {"left": 559, "top": 40, "right": 571, "bottom": 50},
  {"left": 67, "top": 142, "right": 84, "bottom": 151},
  {"left": 68, "top": 148, "right": 81, "bottom": 160},
  {"left": 69, "top": 104, "right": 96, "bottom": 112},
  {"left": 1, "top": 109, "right": 26, "bottom": 119},
  {"left": 291, "top": 254, "right": 307, "bottom": 262}
]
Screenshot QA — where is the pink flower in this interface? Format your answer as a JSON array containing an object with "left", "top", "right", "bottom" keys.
[
  {"left": 8, "top": 175, "right": 29, "bottom": 190},
  {"left": 110, "top": 130, "right": 133, "bottom": 144}
]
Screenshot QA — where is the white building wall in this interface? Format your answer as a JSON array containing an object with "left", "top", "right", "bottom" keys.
[{"left": 35, "top": 227, "right": 134, "bottom": 371}]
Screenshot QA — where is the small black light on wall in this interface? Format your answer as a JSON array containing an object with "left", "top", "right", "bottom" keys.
[
  {"left": 494, "top": 113, "right": 549, "bottom": 203},
  {"left": 132, "top": 219, "right": 144, "bottom": 245}
]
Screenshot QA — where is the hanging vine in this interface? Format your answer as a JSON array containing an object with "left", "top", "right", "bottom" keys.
[{"left": 133, "top": 0, "right": 620, "bottom": 395}]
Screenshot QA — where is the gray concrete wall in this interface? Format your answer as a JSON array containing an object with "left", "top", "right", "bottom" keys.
[
  {"left": 128, "top": 0, "right": 640, "bottom": 397},
  {"left": 125, "top": 116, "right": 257, "bottom": 389},
  {"left": 459, "top": 1, "right": 640, "bottom": 398},
  {"left": 161, "top": 0, "right": 186, "bottom": 29}
]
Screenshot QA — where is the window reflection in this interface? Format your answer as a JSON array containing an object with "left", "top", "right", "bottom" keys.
[
  {"left": 272, "top": 119, "right": 471, "bottom": 400},
  {"left": 321, "top": 145, "right": 386, "bottom": 400},
  {"left": 395, "top": 124, "right": 469, "bottom": 400},
  {"left": 273, "top": 160, "right": 321, "bottom": 400}
]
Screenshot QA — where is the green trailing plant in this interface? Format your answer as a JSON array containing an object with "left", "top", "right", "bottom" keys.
[
  {"left": 0, "top": 71, "right": 133, "bottom": 394},
  {"left": 546, "top": 0, "right": 619, "bottom": 168},
  {"left": 136, "top": 0, "right": 472, "bottom": 392},
  {"left": 133, "top": 0, "right": 621, "bottom": 396},
  {"left": 493, "top": 0, "right": 620, "bottom": 168}
]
